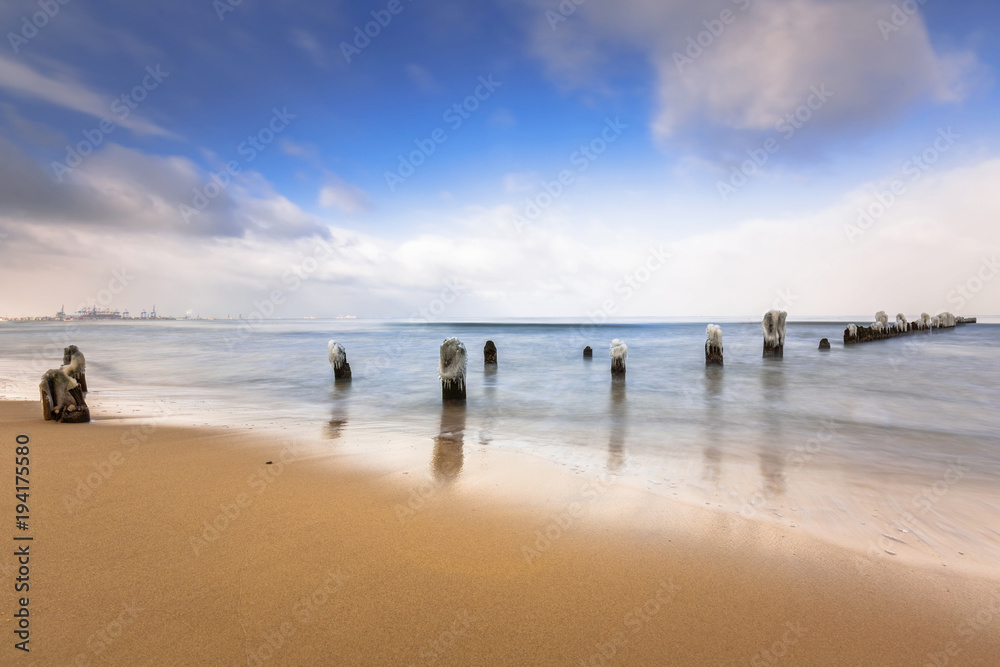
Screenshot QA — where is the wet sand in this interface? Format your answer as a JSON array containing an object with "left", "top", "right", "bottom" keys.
[{"left": 1, "top": 399, "right": 998, "bottom": 665}]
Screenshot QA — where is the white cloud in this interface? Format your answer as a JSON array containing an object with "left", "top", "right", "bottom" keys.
[
  {"left": 523, "top": 0, "right": 983, "bottom": 143},
  {"left": 0, "top": 55, "right": 171, "bottom": 136},
  {"left": 318, "top": 174, "right": 371, "bottom": 214}
]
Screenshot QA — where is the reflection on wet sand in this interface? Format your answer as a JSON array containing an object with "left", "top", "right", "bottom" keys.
[
  {"left": 759, "top": 362, "right": 787, "bottom": 496},
  {"left": 433, "top": 401, "right": 466, "bottom": 481},
  {"left": 608, "top": 379, "right": 627, "bottom": 471},
  {"left": 479, "top": 364, "right": 499, "bottom": 445},
  {"left": 702, "top": 366, "right": 724, "bottom": 483},
  {"left": 325, "top": 379, "right": 351, "bottom": 440}
]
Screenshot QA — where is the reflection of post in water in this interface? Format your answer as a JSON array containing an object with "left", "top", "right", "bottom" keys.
[
  {"left": 702, "top": 365, "right": 723, "bottom": 483},
  {"left": 479, "top": 363, "right": 499, "bottom": 445},
  {"left": 325, "top": 377, "right": 351, "bottom": 440},
  {"left": 608, "top": 379, "right": 627, "bottom": 471},
  {"left": 758, "top": 363, "right": 787, "bottom": 496},
  {"left": 433, "top": 401, "right": 466, "bottom": 482}
]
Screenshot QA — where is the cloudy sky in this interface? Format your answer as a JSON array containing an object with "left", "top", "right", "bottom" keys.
[{"left": 1, "top": 0, "right": 998, "bottom": 319}]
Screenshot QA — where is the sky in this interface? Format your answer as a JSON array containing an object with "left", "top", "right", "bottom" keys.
[{"left": 0, "top": 0, "right": 998, "bottom": 320}]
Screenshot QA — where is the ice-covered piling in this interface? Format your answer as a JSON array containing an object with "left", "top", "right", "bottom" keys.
[
  {"left": 762, "top": 310, "right": 787, "bottom": 358},
  {"left": 843, "top": 309, "right": 969, "bottom": 343},
  {"left": 39, "top": 368, "right": 89, "bottom": 423},
  {"left": 439, "top": 338, "right": 467, "bottom": 400},
  {"left": 705, "top": 325, "right": 723, "bottom": 366},
  {"left": 328, "top": 340, "right": 352, "bottom": 380},
  {"left": 483, "top": 340, "right": 497, "bottom": 365},
  {"left": 610, "top": 339, "right": 627, "bottom": 377},
  {"left": 62, "top": 345, "right": 87, "bottom": 392}
]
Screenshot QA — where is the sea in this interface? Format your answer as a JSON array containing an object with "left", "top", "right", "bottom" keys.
[{"left": 2, "top": 318, "right": 999, "bottom": 573}]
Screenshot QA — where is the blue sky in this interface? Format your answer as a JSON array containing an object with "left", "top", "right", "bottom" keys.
[{"left": 1, "top": 0, "right": 999, "bottom": 319}]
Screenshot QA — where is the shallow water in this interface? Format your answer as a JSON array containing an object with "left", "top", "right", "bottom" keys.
[{"left": 3, "top": 318, "right": 999, "bottom": 572}]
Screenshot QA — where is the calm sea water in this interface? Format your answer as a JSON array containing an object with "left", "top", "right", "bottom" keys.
[{"left": 3, "top": 318, "right": 999, "bottom": 568}]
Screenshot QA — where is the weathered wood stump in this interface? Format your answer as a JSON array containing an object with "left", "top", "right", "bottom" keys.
[
  {"left": 439, "top": 338, "right": 467, "bottom": 401},
  {"left": 39, "top": 369, "right": 90, "bottom": 423},
  {"left": 62, "top": 345, "right": 87, "bottom": 392},
  {"left": 328, "top": 340, "right": 352, "bottom": 380},
  {"left": 705, "top": 325, "right": 723, "bottom": 366},
  {"left": 484, "top": 340, "right": 497, "bottom": 365},
  {"left": 818, "top": 338, "right": 830, "bottom": 350},
  {"left": 583, "top": 346, "right": 593, "bottom": 358},
  {"left": 610, "top": 339, "right": 627, "bottom": 378},
  {"left": 762, "top": 310, "right": 786, "bottom": 358}
]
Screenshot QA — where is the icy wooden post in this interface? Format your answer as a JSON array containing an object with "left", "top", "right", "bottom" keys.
[
  {"left": 610, "top": 339, "right": 627, "bottom": 378},
  {"left": 583, "top": 346, "right": 593, "bottom": 358},
  {"left": 328, "top": 340, "right": 352, "bottom": 380},
  {"left": 62, "top": 345, "right": 87, "bottom": 392},
  {"left": 705, "top": 325, "right": 723, "bottom": 366},
  {"left": 895, "top": 313, "right": 909, "bottom": 333},
  {"left": 762, "top": 310, "right": 787, "bottom": 358},
  {"left": 484, "top": 340, "right": 497, "bottom": 365},
  {"left": 439, "top": 338, "right": 467, "bottom": 401}
]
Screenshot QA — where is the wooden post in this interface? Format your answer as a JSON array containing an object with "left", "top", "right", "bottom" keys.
[
  {"left": 40, "top": 380, "right": 53, "bottom": 421},
  {"left": 440, "top": 338, "right": 467, "bottom": 401},
  {"left": 762, "top": 310, "right": 786, "bottom": 358},
  {"left": 328, "top": 340, "right": 352, "bottom": 380},
  {"left": 818, "top": 338, "right": 831, "bottom": 350},
  {"left": 610, "top": 339, "right": 627, "bottom": 378},
  {"left": 484, "top": 340, "right": 497, "bottom": 365},
  {"left": 583, "top": 346, "right": 593, "bottom": 358},
  {"left": 705, "top": 325, "right": 723, "bottom": 366}
]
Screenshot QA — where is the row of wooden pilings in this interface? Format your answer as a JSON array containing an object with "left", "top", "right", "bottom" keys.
[
  {"left": 843, "top": 311, "right": 975, "bottom": 344},
  {"left": 327, "top": 310, "right": 794, "bottom": 401}
]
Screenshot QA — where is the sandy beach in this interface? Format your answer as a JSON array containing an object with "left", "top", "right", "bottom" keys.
[{"left": 2, "top": 399, "right": 999, "bottom": 665}]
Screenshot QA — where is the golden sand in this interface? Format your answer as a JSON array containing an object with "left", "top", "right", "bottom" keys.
[{"left": 1, "top": 400, "right": 998, "bottom": 665}]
